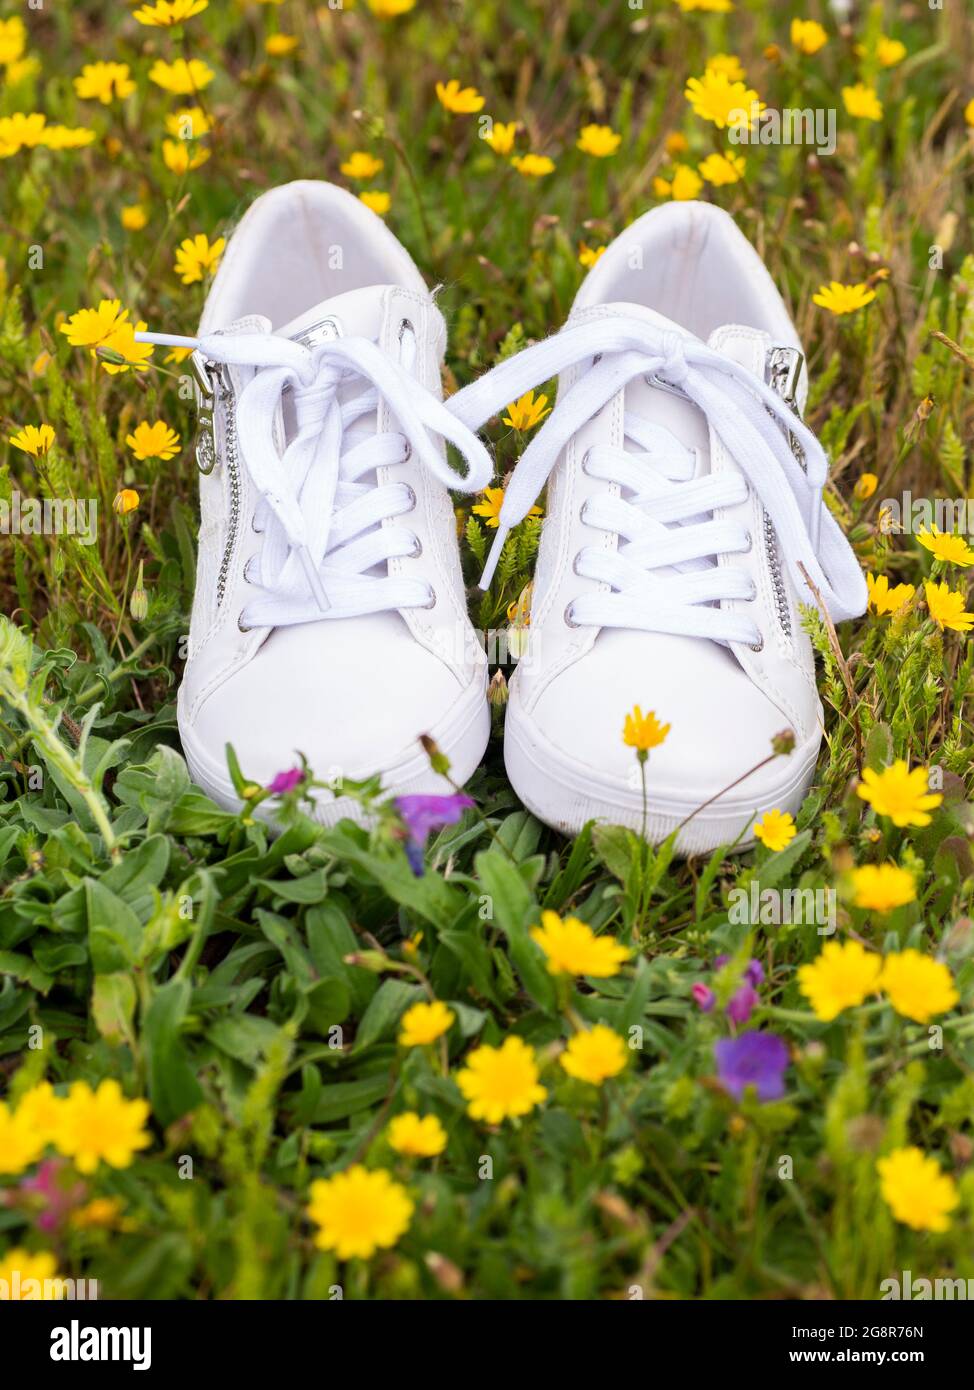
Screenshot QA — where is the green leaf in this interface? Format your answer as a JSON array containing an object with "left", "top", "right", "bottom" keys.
[
  {"left": 143, "top": 978, "right": 203, "bottom": 1126},
  {"left": 354, "top": 978, "right": 423, "bottom": 1052},
  {"left": 475, "top": 849, "right": 555, "bottom": 1011},
  {"left": 91, "top": 972, "right": 137, "bottom": 1045},
  {"left": 302, "top": 978, "right": 351, "bottom": 1038},
  {"left": 85, "top": 878, "right": 143, "bottom": 973}
]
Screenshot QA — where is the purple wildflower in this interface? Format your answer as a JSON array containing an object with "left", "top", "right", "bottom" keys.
[
  {"left": 267, "top": 767, "right": 305, "bottom": 796},
  {"left": 691, "top": 982, "right": 716, "bottom": 1013},
  {"left": 18, "top": 1159, "right": 86, "bottom": 1233},
  {"left": 725, "top": 982, "right": 759, "bottom": 1025},
  {"left": 714, "top": 1031, "right": 789, "bottom": 1102},
  {"left": 394, "top": 793, "right": 474, "bottom": 875},
  {"left": 715, "top": 954, "right": 764, "bottom": 987}
]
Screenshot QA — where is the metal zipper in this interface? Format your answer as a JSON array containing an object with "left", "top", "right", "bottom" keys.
[
  {"left": 191, "top": 349, "right": 239, "bottom": 608},
  {"left": 762, "top": 346, "right": 806, "bottom": 639}
]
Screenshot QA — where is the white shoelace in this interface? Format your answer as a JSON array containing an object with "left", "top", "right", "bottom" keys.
[
  {"left": 446, "top": 318, "right": 867, "bottom": 645},
  {"left": 136, "top": 326, "right": 494, "bottom": 627}
]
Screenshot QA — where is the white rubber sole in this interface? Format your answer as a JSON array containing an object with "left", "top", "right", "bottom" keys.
[
  {"left": 504, "top": 689, "right": 821, "bottom": 856},
  {"left": 178, "top": 672, "right": 490, "bottom": 828}
]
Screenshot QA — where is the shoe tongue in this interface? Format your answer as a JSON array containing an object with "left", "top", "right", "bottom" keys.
[
  {"left": 275, "top": 285, "right": 391, "bottom": 345},
  {"left": 706, "top": 322, "right": 772, "bottom": 379},
  {"left": 593, "top": 303, "right": 711, "bottom": 468}
]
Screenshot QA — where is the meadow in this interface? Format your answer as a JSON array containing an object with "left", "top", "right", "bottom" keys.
[{"left": 0, "top": 0, "right": 973, "bottom": 1300}]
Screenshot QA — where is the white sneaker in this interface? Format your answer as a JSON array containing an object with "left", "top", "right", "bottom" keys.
[
  {"left": 448, "top": 202, "right": 867, "bottom": 853},
  {"left": 139, "top": 181, "right": 493, "bottom": 824}
]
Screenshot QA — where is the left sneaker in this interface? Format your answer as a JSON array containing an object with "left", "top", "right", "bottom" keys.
[
  {"left": 136, "top": 181, "right": 494, "bottom": 825},
  {"left": 447, "top": 201, "right": 867, "bottom": 853}
]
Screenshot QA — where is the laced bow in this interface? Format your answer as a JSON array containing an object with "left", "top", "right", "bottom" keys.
[
  {"left": 136, "top": 328, "right": 495, "bottom": 626},
  {"left": 445, "top": 317, "right": 867, "bottom": 643}
]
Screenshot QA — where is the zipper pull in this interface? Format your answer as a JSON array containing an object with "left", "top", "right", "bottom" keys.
[{"left": 190, "top": 350, "right": 224, "bottom": 475}]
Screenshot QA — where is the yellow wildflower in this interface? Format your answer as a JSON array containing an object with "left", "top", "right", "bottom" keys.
[
  {"left": 56, "top": 1079, "right": 151, "bottom": 1175},
  {"left": 753, "top": 808, "right": 797, "bottom": 852},
  {"left": 674, "top": 0, "right": 733, "bottom": 10},
  {"left": 790, "top": 19, "right": 828, "bottom": 55},
  {"left": 0, "top": 1249, "right": 61, "bottom": 1298},
  {"left": 654, "top": 164, "right": 703, "bottom": 200},
  {"left": 162, "top": 139, "right": 211, "bottom": 173},
  {"left": 0, "top": 17, "right": 27, "bottom": 67},
  {"left": 126, "top": 421, "right": 181, "bottom": 462},
  {"left": 578, "top": 242, "right": 606, "bottom": 267},
  {"left": 164, "top": 106, "right": 213, "bottom": 139},
  {"left": 8, "top": 424, "right": 55, "bottom": 457},
  {"left": 684, "top": 71, "right": 763, "bottom": 130},
  {"left": 435, "top": 79, "right": 485, "bottom": 115},
  {"left": 367, "top": 0, "right": 417, "bottom": 14},
  {"left": 875, "top": 36, "right": 907, "bottom": 68},
  {"left": 359, "top": 190, "right": 390, "bottom": 215},
  {"left": 577, "top": 124, "right": 621, "bottom": 157},
  {"left": 705, "top": 54, "right": 746, "bottom": 80},
  {"left": 388, "top": 1112, "right": 447, "bottom": 1157},
  {"left": 856, "top": 760, "right": 942, "bottom": 828},
  {"left": 623, "top": 705, "right": 671, "bottom": 753},
  {"left": 307, "top": 1166, "right": 413, "bottom": 1259},
  {"left": 798, "top": 940, "right": 883, "bottom": 1021},
  {"left": 813, "top": 281, "right": 877, "bottom": 315},
  {"left": 560, "top": 1026, "right": 628, "bottom": 1085},
  {"left": 853, "top": 472, "right": 878, "bottom": 500},
  {"left": 148, "top": 58, "right": 214, "bottom": 95},
  {"left": 698, "top": 151, "right": 746, "bottom": 185},
  {"left": 511, "top": 152, "right": 555, "bottom": 177},
  {"left": 173, "top": 233, "right": 226, "bottom": 285},
  {"left": 881, "top": 950, "right": 959, "bottom": 1024},
  {"left": 266, "top": 34, "right": 299, "bottom": 56},
  {"left": 850, "top": 863, "right": 916, "bottom": 913},
  {"left": 481, "top": 120, "right": 518, "bottom": 155},
  {"left": 878, "top": 1147, "right": 958, "bottom": 1233},
  {"left": 398, "top": 999, "right": 454, "bottom": 1047},
  {"left": 340, "top": 151, "right": 384, "bottom": 179},
  {"left": 917, "top": 526, "right": 974, "bottom": 567},
  {"left": 530, "top": 910, "right": 632, "bottom": 978},
  {"left": 866, "top": 572, "right": 915, "bottom": 617},
  {"left": 113, "top": 490, "right": 140, "bottom": 517},
  {"left": 503, "top": 390, "right": 551, "bottom": 431},
  {"left": 924, "top": 580, "right": 974, "bottom": 632},
  {"left": 133, "top": 0, "right": 209, "bottom": 24},
  {"left": 0, "top": 1099, "right": 45, "bottom": 1174},
  {"left": 73, "top": 62, "right": 135, "bottom": 104},
  {"left": 472, "top": 486, "right": 542, "bottom": 529},
  {"left": 59, "top": 298, "right": 128, "bottom": 349},
  {"left": 842, "top": 83, "right": 883, "bottom": 121},
  {"left": 121, "top": 204, "right": 148, "bottom": 231},
  {"left": 456, "top": 1036, "right": 547, "bottom": 1123},
  {"left": 99, "top": 320, "right": 154, "bottom": 375}
]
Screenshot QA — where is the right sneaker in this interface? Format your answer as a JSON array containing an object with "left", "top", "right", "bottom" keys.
[
  {"left": 447, "top": 202, "right": 867, "bottom": 853},
  {"left": 138, "top": 181, "right": 494, "bottom": 824}
]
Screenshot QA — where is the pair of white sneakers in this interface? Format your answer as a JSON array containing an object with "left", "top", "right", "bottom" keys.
[{"left": 141, "top": 181, "right": 866, "bottom": 855}]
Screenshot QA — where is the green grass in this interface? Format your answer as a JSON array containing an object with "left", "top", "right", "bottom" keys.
[{"left": 1, "top": 0, "right": 973, "bottom": 1300}]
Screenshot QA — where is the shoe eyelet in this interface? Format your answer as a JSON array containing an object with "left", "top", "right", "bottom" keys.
[
  {"left": 398, "top": 318, "right": 414, "bottom": 340},
  {"left": 408, "top": 534, "right": 423, "bottom": 558},
  {"left": 749, "top": 636, "right": 764, "bottom": 653},
  {"left": 403, "top": 483, "right": 417, "bottom": 511},
  {"left": 420, "top": 585, "right": 437, "bottom": 610},
  {"left": 578, "top": 500, "right": 589, "bottom": 525},
  {"left": 742, "top": 530, "right": 752, "bottom": 552},
  {"left": 238, "top": 613, "right": 251, "bottom": 633},
  {"left": 564, "top": 602, "right": 580, "bottom": 628},
  {"left": 251, "top": 514, "right": 263, "bottom": 534},
  {"left": 580, "top": 450, "right": 591, "bottom": 477},
  {"left": 243, "top": 557, "right": 256, "bottom": 585},
  {"left": 572, "top": 551, "right": 584, "bottom": 577}
]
